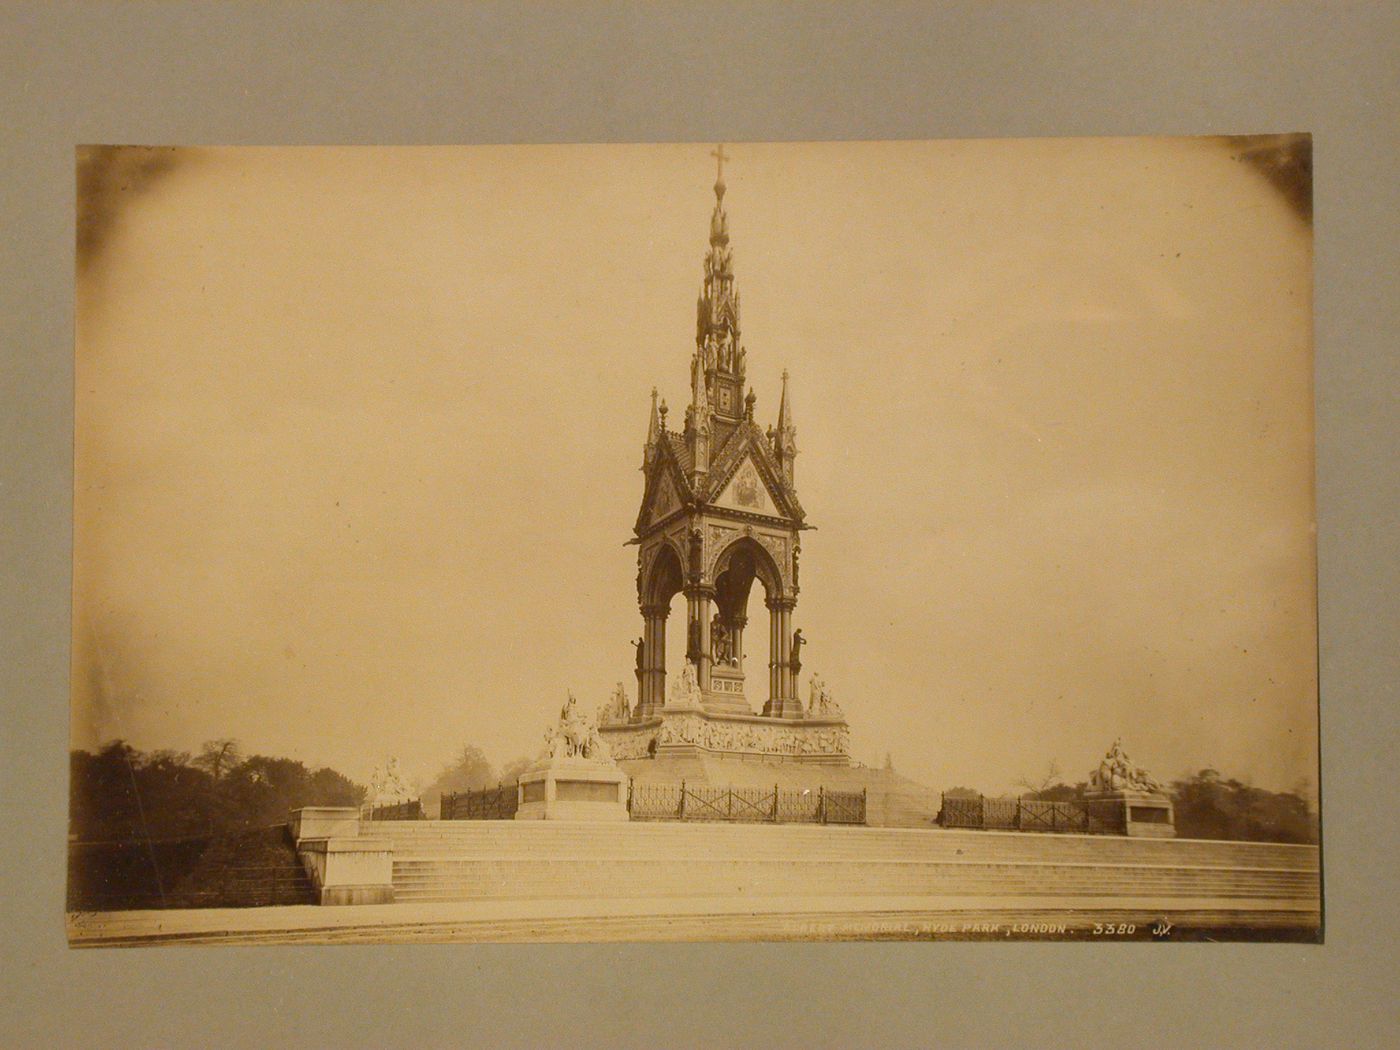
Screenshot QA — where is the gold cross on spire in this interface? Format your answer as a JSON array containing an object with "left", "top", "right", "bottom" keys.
[{"left": 711, "top": 143, "right": 730, "bottom": 183}]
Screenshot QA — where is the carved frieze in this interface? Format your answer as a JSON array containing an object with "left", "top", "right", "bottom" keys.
[
  {"left": 596, "top": 723, "right": 659, "bottom": 761},
  {"left": 600, "top": 710, "right": 848, "bottom": 759},
  {"left": 655, "top": 712, "right": 848, "bottom": 757}
]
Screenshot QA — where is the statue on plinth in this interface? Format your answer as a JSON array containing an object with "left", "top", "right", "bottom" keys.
[
  {"left": 368, "top": 756, "right": 414, "bottom": 805},
  {"left": 667, "top": 660, "right": 704, "bottom": 708},
  {"left": 807, "top": 673, "right": 844, "bottom": 720},
  {"left": 711, "top": 614, "right": 735, "bottom": 666},
  {"left": 1089, "top": 738, "right": 1163, "bottom": 795},
  {"left": 542, "top": 691, "right": 613, "bottom": 764},
  {"left": 521, "top": 692, "right": 628, "bottom": 821},
  {"left": 597, "top": 681, "right": 630, "bottom": 726}
]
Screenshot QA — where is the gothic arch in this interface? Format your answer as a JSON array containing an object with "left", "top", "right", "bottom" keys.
[
  {"left": 711, "top": 534, "right": 785, "bottom": 600},
  {"left": 641, "top": 540, "right": 685, "bottom": 608}
]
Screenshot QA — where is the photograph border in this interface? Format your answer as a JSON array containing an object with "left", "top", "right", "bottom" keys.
[{"left": 4, "top": 2, "right": 1396, "bottom": 1046}]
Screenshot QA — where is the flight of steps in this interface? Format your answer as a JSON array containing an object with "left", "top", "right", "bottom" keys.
[{"left": 363, "top": 820, "right": 1319, "bottom": 910}]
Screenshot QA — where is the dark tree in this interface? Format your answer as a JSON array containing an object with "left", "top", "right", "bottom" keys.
[
  {"left": 192, "top": 738, "right": 242, "bottom": 781},
  {"left": 1169, "top": 769, "right": 1317, "bottom": 844}
]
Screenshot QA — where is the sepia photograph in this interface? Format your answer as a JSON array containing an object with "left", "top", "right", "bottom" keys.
[{"left": 68, "top": 137, "right": 1319, "bottom": 946}]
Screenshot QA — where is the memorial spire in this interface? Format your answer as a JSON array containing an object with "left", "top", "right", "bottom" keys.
[
  {"left": 774, "top": 369, "right": 798, "bottom": 484},
  {"left": 694, "top": 144, "right": 747, "bottom": 437},
  {"left": 642, "top": 386, "right": 661, "bottom": 470}
]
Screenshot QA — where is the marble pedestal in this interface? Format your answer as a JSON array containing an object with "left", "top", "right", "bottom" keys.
[
  {"left": 1086, "top": 790, "right": 1176, "bottom": 838},
  {"left": 516, "top": 756, "right": 630, "bottom": 821}
]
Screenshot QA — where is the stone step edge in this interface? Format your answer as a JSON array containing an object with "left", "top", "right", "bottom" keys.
[{"left": 386, "top": 855, "right": 1316, "bottom": 873}]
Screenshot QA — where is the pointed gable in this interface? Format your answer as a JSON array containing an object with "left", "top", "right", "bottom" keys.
[
  {"left": 634, "top": 432, "right": 694, "bottom": 536},
  {"left": 703, "top": 422, "right": 803, "bottom": 523},
  {"left": 648, "top": 471, "right": 682, "bottom": 524},
  {"left": 714, "top": 454, "right": 775, "bottom": 515}
]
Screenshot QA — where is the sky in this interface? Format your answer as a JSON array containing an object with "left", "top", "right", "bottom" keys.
[{"left": 73, "top": 138, "right": 1316, "bottom": 795}]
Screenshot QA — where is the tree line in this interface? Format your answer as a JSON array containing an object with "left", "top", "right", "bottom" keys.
[
  {"left": 944, "top": 765, "right": 1318, "bottom": 844},
  {"left": 419, "top": 744, "right": 535, "bottom": 812},
  {"left": 69, "top": 737, "right": 541, "bottom": 839},
  {"left": 69, "top": 739, "right": 364, "bottom": 843}
]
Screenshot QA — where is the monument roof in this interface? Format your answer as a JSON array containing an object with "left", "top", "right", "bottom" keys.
[{"left": 664, "top": 431, "right": 693, "bottom": 474}]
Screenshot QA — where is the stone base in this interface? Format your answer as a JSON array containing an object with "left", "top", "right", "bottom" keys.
[
  {"left": 288, "top": 805, "right": 361, "bottom": 844},
  {"left": 652, "top": 742, "right": 848, "bottom": 765},
  {"left": 761, "top": 696, "right": 804, "bottom": 719},
  {"left": 701, "top": 693, "right": 755, "bottom": 716},
  {"left": 601, "top": 708, "right": 849, "bottom": 765},
  {"left": 318, "top": 884, "right": 395, "bottom": 906},
  {"left": 1086, "top": 790, "right": 1176, "bottom": 838},
  {"left": 516, "top": 758, "right": 630, "bottom": 821},
  {"left": 296, "top": 835, "right": 395, "bottom": 905}
]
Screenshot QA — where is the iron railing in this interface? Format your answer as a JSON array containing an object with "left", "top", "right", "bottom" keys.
[
  {"left": 937, "top": 793, "right": 1126, "bottom": 835},
  {"left": 628, "top": 781, "right": 866, "bottom": 825},
  {"left": 365, "top": 798, "right": 423, "bottom": 821},
  {"left": 441, "top": 783, "right": 519, "bottom": 821}
]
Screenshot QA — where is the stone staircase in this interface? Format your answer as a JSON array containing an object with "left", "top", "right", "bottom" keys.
[{"left": 362, "top": 820, "right": 1319, "bottom": 910}]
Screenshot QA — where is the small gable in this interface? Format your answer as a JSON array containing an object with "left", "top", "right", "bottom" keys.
[
  {"left": 647, "top": 471, "right": 682, "bottom": 524},
  {"left": 713, "top": 454, "right": 778, "bottom": 516}
]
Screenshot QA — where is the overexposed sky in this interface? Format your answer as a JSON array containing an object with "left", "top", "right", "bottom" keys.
[{"left": 74, "top": 139, "right": 1315, "bottom": 794}]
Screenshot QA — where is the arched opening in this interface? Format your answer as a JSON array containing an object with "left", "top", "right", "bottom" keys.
[
  {"left": 637, "top": 542, "right": 684, "bottom": 717},
  {"left": 637, "top": 534, "right": 800, "bottom": 719},
  {"left": 710, "top": 537, "right": 797, "bottom": 717},
  {"left": 711, "top": 546, "right": 761, "bottom": 676},
  {"left": 662, "top": 588, "right": 688, "bottom": 708}
]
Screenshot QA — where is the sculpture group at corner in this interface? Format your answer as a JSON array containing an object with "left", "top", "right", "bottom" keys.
[
  {"left": 1089, "top": 738, "right": 1164, "bottom": 795},
  {"left": 541, "top": 691, "right": 613, "bottom": 765},
  {"left": 367, "top": 756, "right": 414, "bottom": 806}
]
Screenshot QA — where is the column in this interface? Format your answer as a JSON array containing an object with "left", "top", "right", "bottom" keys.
[
  {"left": 685, "top": 588, "right": 714, "bottom": 693},
  {"left": 767, "top": 601, "right": 780, "bottom": 703},
  {"left": 639, "top": 604, "right": 668, "bottom": 717},
  {"left": 778, "top": 602, "right": 793, "bottom": 701},
  {"left": 763, "top": 598, "right": 798, "bottom": 718}
]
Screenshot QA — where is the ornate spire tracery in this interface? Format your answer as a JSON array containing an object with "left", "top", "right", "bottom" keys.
[
  {"left": 695, "top": 144, "right": 745, "bottom": 413},
  {"left": 642, "top": 386, "right": 661, "bottom": 470},
  {"left": 774, "top": 369, "right": 797, "bottom": 484}
]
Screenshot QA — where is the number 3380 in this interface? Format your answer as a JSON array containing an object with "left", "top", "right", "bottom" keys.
[{"left": 1092, "top": 923, "right": 1136, "bottom": 935}]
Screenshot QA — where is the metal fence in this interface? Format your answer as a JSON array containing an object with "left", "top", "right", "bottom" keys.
[
  {"left": 628, "top": 781, "right": 867, "bottom": 825},
  {"left": 365, "top": 798, "right": 423, "bottom": 821},
  {"left": 937, "top": 793, "right": 1125, "bottom": 835},
  {"left": 441, "top": 783, "right": 519, "bottom": 821}
]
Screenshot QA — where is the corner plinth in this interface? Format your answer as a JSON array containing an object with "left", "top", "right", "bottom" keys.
[
  {"left": 295, "top": 834, "right": 395, "bottom": 905},
  {"left": 1085, "top": 790, "right": 1176, "bottom": 838},
  {"left": 515, "top": 758, "right": 630, "bottom": 821}
]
